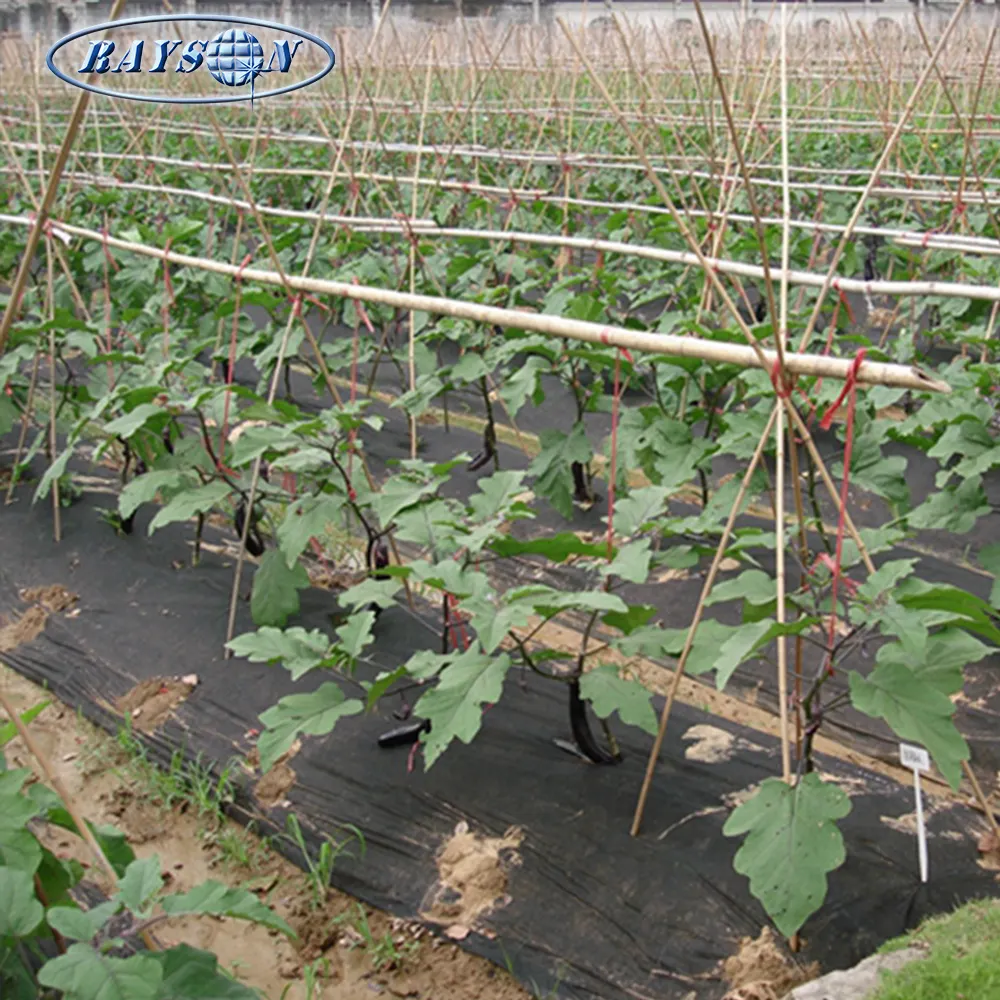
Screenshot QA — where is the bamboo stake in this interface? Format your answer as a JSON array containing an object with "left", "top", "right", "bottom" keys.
[
  {"left": 775, "top": 4, "right": 791, "bottom": 786},
  {"left": 631, "top": 406, "right": 780, "bottom": 838},
  {"left": 409, "top": 50, "right": 435, "bottom": 460},
  {"left": 0, "top": 214, "right": 950, "bottom": 395},
  {"left": 0, "top": 0, "right": 130, "bottom": 358}
]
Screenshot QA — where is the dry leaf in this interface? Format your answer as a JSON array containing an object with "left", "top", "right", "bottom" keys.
[
  {"left": 180, "top": 674, "right": 199, "bottom": 687},
  {"left": 445, "top": 924, "right": 470, "bottom": 941}
]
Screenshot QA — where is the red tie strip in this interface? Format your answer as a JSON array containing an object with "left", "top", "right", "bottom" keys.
[
  {"left": 817, "top": 349, "right": 867, "bottom": 675},
  {"left": 606, "top": 345, "right": 634, "bottom": 559}
]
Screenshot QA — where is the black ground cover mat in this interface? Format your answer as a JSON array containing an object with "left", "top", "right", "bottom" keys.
[{"left": 1, "top": 479, "right": 998, "bottom": 1000}]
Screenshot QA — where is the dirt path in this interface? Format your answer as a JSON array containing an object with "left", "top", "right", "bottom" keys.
[{"left": 0, "top": 664, "right": 530, "bottom": 1000}]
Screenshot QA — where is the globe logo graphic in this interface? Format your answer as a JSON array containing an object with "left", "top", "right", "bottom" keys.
[{"left": 205, "top": 28, "right": 264, "bottom": 98}]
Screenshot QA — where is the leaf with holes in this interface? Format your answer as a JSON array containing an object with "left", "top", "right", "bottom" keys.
[
  {"left": 579, "top": 666, "right": 657, "bottom": 736},
  {"left": 257, "top": 683, "right": 363, "bottom": 773},
  {"left": 849, "top": 661, "right": 969, "bottom": 789},
  {"left": 723, "top": 774, "right": 851, "bottom": 937},
  {"left": 250, "top": 550, "right": 310, "bottom": 628},
  {"left": 414, "top": 648, "right": 511, "bottom": 768}
]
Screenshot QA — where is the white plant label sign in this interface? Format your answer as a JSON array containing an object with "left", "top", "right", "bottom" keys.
[{"left": 899, "top": 742, "right": 930, "bottom": 883}]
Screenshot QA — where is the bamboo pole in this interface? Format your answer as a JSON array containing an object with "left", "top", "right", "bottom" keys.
[
  {"left": 0, "top": 0, "right": 130, "bottom": 358},
  {"left": 0, "top": 214, "right": 951, "bottom": 395},
  {"left": 776, "top": 4, "right": 791, "bottom": 786}
]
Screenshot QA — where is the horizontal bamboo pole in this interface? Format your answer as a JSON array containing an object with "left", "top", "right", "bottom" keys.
[
  {"left": 0, "top": 173, "right": 439, "bottom": 231},
  {"left": 1, "top": 212, "right": 951, "bottom": 394},
  {"left": 4, "top": 165, "right": 991, "bottom": 260},
  {"left": 5, "top": 137, "right": 995, "bottom": 207}
]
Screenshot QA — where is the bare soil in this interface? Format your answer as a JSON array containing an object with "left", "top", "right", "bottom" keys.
[{"left": 0, "top": 664, "right": 530, "bottom": 1000}]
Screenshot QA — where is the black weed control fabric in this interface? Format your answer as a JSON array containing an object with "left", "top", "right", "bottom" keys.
[{"left": 1, "top": 461, "right": 998, "bottom": 1000}]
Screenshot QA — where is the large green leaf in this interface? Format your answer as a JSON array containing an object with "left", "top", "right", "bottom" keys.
[
  {"left": 47, "top": 902, "right": 119, "bottom": 943},
  {"left": 37, "top": 945, "right": 163, "bottom": 1000},
  {"left": 337, "top": 577, "right": 403, "bottom": 611},
  {"left": 334, "top": 611, "right": 376, "bottom": 660},
  {"left": 116, "top": 856, "right": 163, "bottom": 917},
  {"left": 467, "top": 470, "right": 529, "bottom": 522},
  {"left": 277, "top": 495, "right": 343, "bottom": 568},
  {"left": 160, "top": 882, "right": 293, "bottom": 936},
  {"left": 257, "top": 683, "right": 363, "bottom": 773},
  {"left": 465, "top": 599, "right": 533, "bottom": 655},
  {"left": 875, "top": 628, "right": 991, "bottom": 696},
  {"left": 0, "top": 867, "right": 44, "bottom": 936},
  {"left": 147, "top": 481, "right": 232, "bottom": 534},
  {"left": 414, "top": 649, "right": 511, "bottom": 768},
  {"left": 723, "top": 774, "right": 851, "bottom": 937},
  {"left": 908, "top": 476, "right": 990, "bottom": 534},
  {"left": 250, "top": 550, "right": 310, "bottom": 628},
  {"left": 118, "top": 471, "right": 187, "bottom": 520},
  {"left": 104, "top": 404, "right": 162, "bottom": 439},
  {"left": 849, "top": 661, "right": 969, "bottom": 789},
  {"left": 610, "top": 485, "right": 672, "bottom": 536},
  {"left": 600, "top": 539, "right": 652, "bottom": 584},
  {"left": 579, "top": 667, "right": 657, "bottom": 735},
  {"left": 979, "top": 542, "right": 1000, "bottom": 608},
  {"left": 529, "top": 423, "right": 593, "bottom": 520},
  {"left": 152, "top": 944, "right": 265, "bottom": 999},
  {"left": 489, "top": 533, "right": 608, "bottom": 563},
  {"left": 706, "top": 569, "right": 775, "bottom": 608},
  {"left": 226, "top": 627, "right": 331, "bottom": 680}
]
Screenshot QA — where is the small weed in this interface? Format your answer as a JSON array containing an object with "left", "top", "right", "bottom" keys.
[
  {"left": 111, "top": 716, "right": 237, "bottom": 834},
  {"left": 350, "top": 904, "right": 418, "bottom": 972},
  {"left": 213, "top": 821, "right": 274, "bottom": 872},
  {"left": 281, "top": 813, "right": 366, "bottom": 910},
  {"left": 280, "top": 957, "right": 332, "bottom": 1000}
]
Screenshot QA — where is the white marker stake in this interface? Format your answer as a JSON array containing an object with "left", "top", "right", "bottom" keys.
[{"left": 900, "top": 743, "right": 931, "bottom": 883}]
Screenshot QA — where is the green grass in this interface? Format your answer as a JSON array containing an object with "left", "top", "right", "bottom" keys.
[{"left": 870, "top": 898, "right": 1000, "bottom": 1000}]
